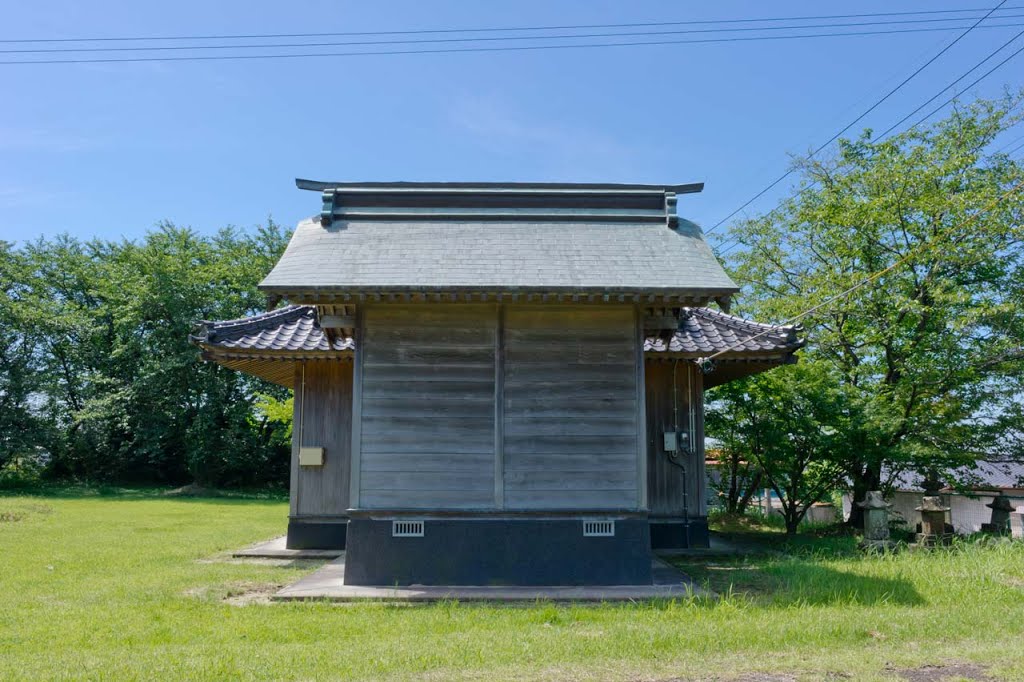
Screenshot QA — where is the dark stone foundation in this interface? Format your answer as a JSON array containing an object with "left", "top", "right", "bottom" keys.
[
  {"left": 649, "top": 517, "right": 709, "bottom": 549},
  {"left": 344, "top": 516, "right": 653, "bottom": 586},
  {"left": 287, "top": 518, "right": 348, "bottom": 550}
]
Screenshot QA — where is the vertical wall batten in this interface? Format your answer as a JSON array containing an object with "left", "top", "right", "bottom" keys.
[
  {"left": 635, "top": 305, "right": 648, "bottom": 511},
  {"left": 289, "top": 362, "right": 302, "bottom": 517},
  {"left": 348, "top": 307, "right": 364, "bottom": 509},
  {"left": 493, "top": 304, "right": 505, "bottom": 510},
  {"left": 694, "top": 365, "right": 707, "bottom": 516}
]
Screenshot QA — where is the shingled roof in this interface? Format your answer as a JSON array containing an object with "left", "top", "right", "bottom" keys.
[
  {"left": 259, "top": 181, "right": 739, "bottom": 304},
  {"left": 190, "top": 305, "right": 353, "bottom": 354},
  {"left": 191, "top": 305, "right": 801, "bottom": 387},
  {"left": 644, "top": 307, "right": 803, "bottom": 356}
]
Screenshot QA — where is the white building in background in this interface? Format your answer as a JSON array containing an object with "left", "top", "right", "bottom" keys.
[{"left": 842, "top": 460, "right": 1024, "bottom": 534}]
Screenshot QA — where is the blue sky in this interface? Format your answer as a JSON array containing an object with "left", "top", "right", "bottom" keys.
[{"left": 1, "top": 0, "right": 1021, "bottom": 247}]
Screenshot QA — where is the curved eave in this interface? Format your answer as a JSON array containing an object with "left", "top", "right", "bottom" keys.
[{"left": 197, "top": 345, "right": 351, "bottom": 388}]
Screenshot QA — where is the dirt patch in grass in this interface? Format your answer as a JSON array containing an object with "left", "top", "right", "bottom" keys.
[
  {"left": 655, "top": 674, "right": 798, "bottom": 682},
  {"left": 164, "top": 483, "right": 223, "bottom": 497},
  {"left": 0, "top": 502, "right": 53, "bottom": 523},
  {"left": 185, "top": 581, "right": 285, "bottom": 606},
  {"left": 893, "top": 663, "right": 993, "bottom": 681},
  {"left": 196, "top": 555, "right": 327, "bottom": 569}
]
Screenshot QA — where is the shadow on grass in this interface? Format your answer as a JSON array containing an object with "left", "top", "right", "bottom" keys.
[{"left": 672, "top": 555, "right": 925, "bottom": 608}]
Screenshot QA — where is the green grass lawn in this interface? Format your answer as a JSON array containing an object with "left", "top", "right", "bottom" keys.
[{"left": 2, "top": 490, "right": 1024, "bottom": 681}]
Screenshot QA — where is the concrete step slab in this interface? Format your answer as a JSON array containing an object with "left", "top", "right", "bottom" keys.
[
  {"left": 232, "top": 536, "right": 343, "bottom": 560},
  {"left": 273, "top": 555, "right": 712, "bottom": 602}
]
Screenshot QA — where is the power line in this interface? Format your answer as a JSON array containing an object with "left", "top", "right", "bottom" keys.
[
  {"left": 875, "top": 29, "right": 1024, "bottom": 140},
  {"left": 3, "top": 5, "right": 1021, "bottom": 44},
  {"left": 901, "top": 40, "right": 1024, "bottom": 131},
  {"left": 3, "top": 21, "right": 1024, "bottom": 66},
  {"left": 703, "top": 0, "right": 1009, "bottom": 236},
  {"left": 702, "top": 178, "right": 1024, "bottom": 362},
  {"left": 714, "top": 23, "right": 1024, "bottom": 258},
  {"left": 1005, "top": 137, "right": 1024, "bottom": 155},
  {"left": 7, "top": 15, "right": 1024, "bottom": 55}
]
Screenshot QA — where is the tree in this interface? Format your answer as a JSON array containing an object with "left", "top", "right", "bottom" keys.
[
  {"left": 726, "top": 96, "right": 1024, "bottom": 525},
  {"left": 707, "top": 363, "right": 850, "bottom": 534},
  {"left": 13, "top": 221, "right": 293, "bottom": 487},
  {"left": 0, "top": 242, "right": 48, "bottom": 472}
]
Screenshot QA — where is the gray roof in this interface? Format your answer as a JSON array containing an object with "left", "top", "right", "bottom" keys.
[
  {"left": 193, "top": 305, "right": 796, "bottom": 358},
  {"left": 190, "top": 306, "right": 353, "bottom": 353},
  {"left": 644, "top": 307, "right": 803, "bottom": 356},
  {"left": 259, "top": 181, "right": 738, "bottom": 301},
  {"left": 890, "top": 461, "right": 1024, "bottom": 492}
]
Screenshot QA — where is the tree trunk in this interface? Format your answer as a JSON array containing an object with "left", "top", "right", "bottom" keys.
[
  {"left": 737, "top": 470, "right": 762, "bottom": 514},
  {"left": 846, "top": 464, "right": 881, "bottom": 529},
  {"left": 726, "top": 454, "right": 741, "bottom": 513}
]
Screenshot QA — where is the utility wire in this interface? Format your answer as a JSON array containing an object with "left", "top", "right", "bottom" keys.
[
  {"left": 701, "top": 178, "right": 1024, "bottom": 363},
  {"left": 875, "top": 29, "right": 1024, "bottom": 140},
  {"left": 703, "top": 0, "right": 1009, "bottom": 236},
  {"left": 2, "top": 22, "right": 1023, "bottom": 66},
  {"left": 1006, "top": 137, "right": 1024, "bottom": 155},
  {"left": 713, "top": 23, "right": 1024, "bottom": 258},
  {"left": 7, "top": 15, "right": 1024, "bottom": 54},
  {"left": 901, "top": 40, "right": 1024, "bottom": 131},
  {"left": 2, "top": 5, "right": 1021, "bottom": 44}
]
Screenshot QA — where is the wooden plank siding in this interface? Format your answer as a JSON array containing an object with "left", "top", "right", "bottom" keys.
[
  {"left": 292, "top": 359, "right": 354, "bottom": 517},
  {"left": 502, "top": 307, "right": 640, "bottom": 510},
  {"left": 644, "top": 361, "right": 704, "bottom": 518},
  {"left": 358, "top": 305, "right": 498, "bottom": 509}
]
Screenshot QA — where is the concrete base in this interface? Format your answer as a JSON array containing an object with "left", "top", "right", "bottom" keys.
[
  {"left": 286, "top": 519, "right": 347, "bottom": 550},
  {"left": 344, "top": 517, "right": 652, "bottom": 586},
  {"left": 233, "top": 536, "right": 343, "bottom": 559},
  {"left": 274, "top": 554, "right": 707, "bottom": 602},
  {"left": 649, "top": 518, "right": 710, "bottom": 549}
]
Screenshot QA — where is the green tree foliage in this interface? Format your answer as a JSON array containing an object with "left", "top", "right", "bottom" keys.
[
  {"left": 708, "top": 363, "right": 852, "bottom": 534},
  {"left": 0, "top": 222, "right": 292, "bottom": 487},
  {"left": 0, "top": 242, "right": 50, "bottom": 472},
  {"left": 721, "top": 96, "right": 1024, "bottom": 522}
]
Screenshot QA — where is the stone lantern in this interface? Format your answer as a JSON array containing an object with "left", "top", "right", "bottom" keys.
[
  {"left": 1010, "top": 507, "right": 1024, "bottom": 540},
  {"left": 858, "top": 491, "right": 896, "bottom": 551},
  {"left": 915, "top": 496, "right": 952, "bottom": 547},
  {"left": 982, "top": 494, "right": 1015, "bottom": 535}
]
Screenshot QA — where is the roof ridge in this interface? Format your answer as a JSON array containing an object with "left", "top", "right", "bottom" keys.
[
  {"left": 205, "top": 304, "right": 312, "bottom": 331},
  {"left": 687, "top": 306, "right": 799, "bottom": 335}
]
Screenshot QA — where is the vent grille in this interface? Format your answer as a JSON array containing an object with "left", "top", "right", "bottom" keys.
[
  {"left": 582, "top": 519, "right": 615, "bottom": 537},
  {"left": 392, "top": 520, "right": 425, "bottom": 537}
]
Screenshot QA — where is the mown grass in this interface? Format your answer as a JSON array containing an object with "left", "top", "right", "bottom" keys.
[{"left": 1, "top": 490, "right": 1024, "bottom": 681}]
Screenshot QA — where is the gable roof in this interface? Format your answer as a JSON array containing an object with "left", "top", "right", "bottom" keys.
[
  {"left": 259, "top": 181, "right": 739, "bottom": 303},
  {"left": 190, "top": 305, "right": 353, "bottom": 354},
  {"left": 644, "top": 307, "right": 803, "bottom": 356}
]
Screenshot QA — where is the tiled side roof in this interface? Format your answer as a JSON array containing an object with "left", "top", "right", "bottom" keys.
[
  {"left": 644, "top": 307, "right": 803, "bottom": 356},
  {"left": 193, "top": 305, "right": 798, "bottom": 357},
  {"left": 190, "top": 305, "right": 353, "bottom": 353}
]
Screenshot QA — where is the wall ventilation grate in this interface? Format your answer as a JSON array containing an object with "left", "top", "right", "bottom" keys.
[
  {"left": 392, "top": 520, "right": 425, "bottom": 537},
  {"left": 582, "top": 519, "right": 615, "bottom": 537}
]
